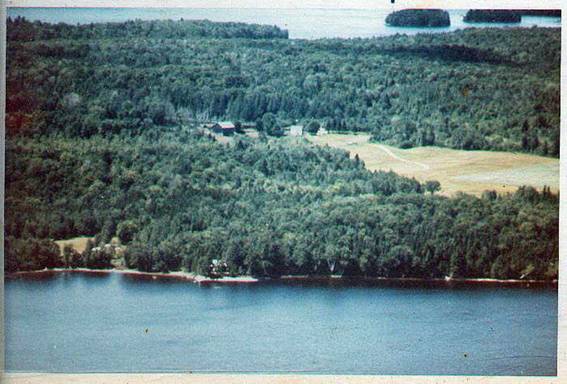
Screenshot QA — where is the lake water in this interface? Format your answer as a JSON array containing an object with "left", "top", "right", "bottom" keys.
[
  {"left": 5, "top": 272, "right": 557, "bottom": 375},
  {"left": 6, "top": 8, "right": 562, "bottom": 39}
]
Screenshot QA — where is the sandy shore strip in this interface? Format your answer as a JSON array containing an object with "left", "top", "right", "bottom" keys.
[
  {"left": 6, "top": 268, "right": 260, "bottom": 284},
  {"left": 279, "top": 275, "right": 557, "bottom": 287},
  {"left": 6, "top": 268, "right": 556, "bottom": 286}
]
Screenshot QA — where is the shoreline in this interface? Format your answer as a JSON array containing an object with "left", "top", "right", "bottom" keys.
[
  {"left": 5, "top": 268, "right": 260, "bottom": 284},
  {"left": 5, "top": 268, "right": 557, "bottom": 287}
]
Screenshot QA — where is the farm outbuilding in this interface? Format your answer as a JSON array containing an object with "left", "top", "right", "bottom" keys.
[
  {"left": 212, "top": 121, "right": 236, "bottom": 136},
  {"left": 288, "top": 125, "right": 304, "bottom": 136}
]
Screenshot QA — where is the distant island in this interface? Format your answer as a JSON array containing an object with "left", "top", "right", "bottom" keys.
[
  {"left": 385, "top": 9, "right": 450, "bottom": 28},
  {"left": 515, "top": 10, "right": 561, "bottom": 17},
  {"left": 464, "top": 10, "right": 521, "bottom": 23}
]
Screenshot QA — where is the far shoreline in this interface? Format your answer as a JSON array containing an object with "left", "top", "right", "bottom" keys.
[{"left": 5, "top": 267, "right": 558, "bottom": 288}]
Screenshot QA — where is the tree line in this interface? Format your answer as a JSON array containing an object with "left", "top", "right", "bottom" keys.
[
  {"left": 6, "top": 18, "right": 560, "bottom": 156},
  {"left": 464, "top": 10, "right": 522, "bottom": 23},
  {"left": 5, "top": 19, "right": 559, "bottom": 280},
  {"left": 385, "top": 9, "right": 450, "bottom": 27},
  {"left": 5, "top": 126, "right": 559, "bottom": 280},
  {"left": 464, "top": 9, "right": 561, "bottom": 22},
  {"left": 7, "top": 16, "right": 289, "bottom": 41}
]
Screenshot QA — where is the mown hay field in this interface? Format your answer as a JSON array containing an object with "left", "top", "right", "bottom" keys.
[
  {"left": 55, "top": 236, "right": 96, "bottom": 255},
  {"left": 306, "top": 134, "right": 559, "bottom": 196}
]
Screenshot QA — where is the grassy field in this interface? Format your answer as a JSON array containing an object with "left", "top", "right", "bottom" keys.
[
  {"left": 306, "top": 134, "right": 559, "bottom": 196},
  {"left": 55, "top": 236, "right": 96, "bottom": 254}
]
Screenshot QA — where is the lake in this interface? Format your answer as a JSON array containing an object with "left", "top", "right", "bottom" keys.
[
  {"left": 6, "top": 8, "right": 561, "bottom": 39},
  {"left": 5, "top": 272, "right": 557, "bottom": 375}
]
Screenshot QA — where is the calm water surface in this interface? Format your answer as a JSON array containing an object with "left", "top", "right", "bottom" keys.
[
  {"left": 5, "top": 272, "right": 557, "bottom": 375},
  {"left": 6, "top": 8, "right": 561, "bottom": 39}
]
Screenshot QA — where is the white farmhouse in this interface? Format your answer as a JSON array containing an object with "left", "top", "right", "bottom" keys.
[{"left": 288, "top": 125, "right": 304, "bottom": 136}]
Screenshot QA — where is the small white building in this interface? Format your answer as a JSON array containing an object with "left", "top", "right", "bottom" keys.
[
  {"left": 288, "top": 125, "right": 304, "bottom": 136},
  {"left": 317, "top": 127, "right": 328, "bottom": 136}
]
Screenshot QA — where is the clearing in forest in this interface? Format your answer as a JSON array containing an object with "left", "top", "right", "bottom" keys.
[
  {"left": 306, "top": 133, "right": 559, "bottom": 196},
  {"left": 55, "top": 236, "right": 96, "bottom": 254}
]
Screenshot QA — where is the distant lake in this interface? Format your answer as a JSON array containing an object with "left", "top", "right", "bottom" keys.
[
  {"left": 5, "top": 272, "right": 557, "bottom": 375},
  {"left": 6, "top": 8, "right": 562, "bottom": 39}
]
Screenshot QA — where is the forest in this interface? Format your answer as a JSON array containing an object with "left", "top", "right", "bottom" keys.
[
  {"left": 464, "top": 10, "right": 522, "bottom": 23},
  {"left": 6, "top": 18, "right": 289, "bottom": 41},
  {"left": 516, "top": 10, "right": 561, "bottom": 17},
  {"left": 385, "top": 9, "right": 450, "bottom": 27},
  {"left": 6, "top": 17, "right": 560, "bottom": 155},
  {"left": 464, "top": 9, "right": 561, "bottom": 22},
  {"left": 5, "top": 18, "right": 559, "bottom": 280},
  {"left": 5, "top": 127, "right": 559, "bottom": 280}
]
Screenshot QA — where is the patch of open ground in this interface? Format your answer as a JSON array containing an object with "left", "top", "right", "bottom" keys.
[
  {"left": 306, "top": 133, "right": 559, "bottom": 196},
  {"left": 54, "top": 236, "right": 96, "bottom": 254}
]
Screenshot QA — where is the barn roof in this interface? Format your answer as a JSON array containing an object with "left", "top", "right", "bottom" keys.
[{"left": 217, "top": 121, "right": 235, "bottom": 129}]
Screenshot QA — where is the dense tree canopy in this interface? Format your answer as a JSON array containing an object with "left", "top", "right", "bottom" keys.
[
  {"left": 5, "top": 19, "right": 559, "bottom": 281},
  {"left": 5, "top": 125, "right": 559, "bottom": 280},
  {"left": 7, "top": 17, "right": 289, "bottom": 41},
  {"left": 515, "top": 10, "right": 560, "bottom": 17},
  {"left": 463, "top": 9, "right": 561, "bottom": 24},
  {"left": 464, "top": 10, "right": 521, "bottom": 23},
  {"left": 6, "top": 18, "right": 560, "bottom": 155},
  {"left": 385, "top": 9, "right": 450, "bottom": 27}
]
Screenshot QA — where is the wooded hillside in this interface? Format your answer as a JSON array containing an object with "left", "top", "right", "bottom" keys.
[
  {"left": 7, "top": 18, "right": 560, "bottom": 155},
  {"left": 5, "top": 19, "right": 559, "bottom": 280}
]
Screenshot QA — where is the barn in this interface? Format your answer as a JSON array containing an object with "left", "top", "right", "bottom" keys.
[
  {"left": 212, "top": 121, "right": 236, "bottom": 136},
  {"left": 288, "top": 125, "right": 304, "bottom": 136}
]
